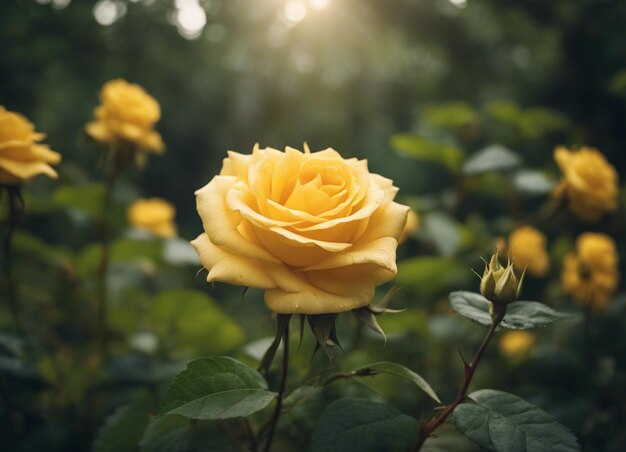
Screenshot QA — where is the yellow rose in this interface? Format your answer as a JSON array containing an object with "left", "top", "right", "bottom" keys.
[
  {"left": 128, "top": 198, "right": 177, "bottom": 238},
  {"left": 508, "top": 226, "right": 550, "bottom": 277},
  {"left": 499, "top": 331, "right": 535, "bottom": 358},
  {"left": 562, "top": 232, "right": 618, "bottom": 309},
  {"left": 86, "top": 79, "right": 164, "bottom": 153},
  {"left": 192, "top": 145, "right": 410, "bottom": 315},
  {"left": 398, "top": 209, "right": 420, "bottom": 244},
  {"left": 0, "top": 106, "right": 61, "bottom": 185},
  {"left": 553, "top": 146, "right": 618, "bottom": 222}
]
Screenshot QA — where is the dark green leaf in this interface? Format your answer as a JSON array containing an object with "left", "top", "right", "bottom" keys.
[
  {"left": 501, "top": 301, "right": 572, "bottom": 330},
  {"left": 450, "top": 292, "right": 570, "bottom": 330},
  {"left": 140, "top": 415, "right": 238, "bottom": 452},
  {"left": 452, "top": 389, "right": 581, "bottom": 452},
  {"left": 449, "top": 291, "right": 493, "bottom": 326},
  {"left": 161, "top": 356, "right": 276, "bottom": 420},
  {"left": 351, "top": 361, "right": 440, "bottom": 403},
  {"left": 93, "top": 403, "right": 150, "bottom": 452},
  {"left": 311, "top": 398, "right": 420, "bottom": 452},
  {"left": 53, "top": 183, "right": 105, "bottom": 218},
  {"left": 462, "top": 144, "right": 521, "bottom": 176}
]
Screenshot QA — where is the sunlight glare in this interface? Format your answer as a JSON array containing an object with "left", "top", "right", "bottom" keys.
[
  {"left": 283, "top": 0, "right": 307, "bottom": 25},
  {"left": 310, "top": 0, "right": 331, "bottom": 10}
]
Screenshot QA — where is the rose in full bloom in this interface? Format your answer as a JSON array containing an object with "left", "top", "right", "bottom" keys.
[
  {"left": 562, "top": 232, "right": 618, "bottom": 309},
  {"left": 499, "top": 331, "right": 535, "bottom": 358},
  {"left": 553, "top": 146, "right": 618, "bottom": 222},
  {"left": 0, "top": 106, "right": 61, "bottom": 185},
  {"left": 86, "top": 79, "right": 164, "bottom": 153},
  {"left": 398, "top": 209, "right": 420, "bottom": 244},
  {"left": 192, "top": 145, "right": 410, "bottom": 315},
  {"left": 508, "top": 226, "right": 549, "bottom": 277},
  {"left": 128, "top": 198, "right": 177, "bottom": 238}
]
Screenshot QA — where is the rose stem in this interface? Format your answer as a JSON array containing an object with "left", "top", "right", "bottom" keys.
[
  {"left": 413, "top": 312, "right": 504, "bottom": 451},
  {"left": 2, "top": 186, "right": 25, "bottom": 336},
  {"left": 263, "top": 322, "right": 290, "bottom": 452},
  {"left": 95, "top": 150, "right": 124, "bottom": 358}
]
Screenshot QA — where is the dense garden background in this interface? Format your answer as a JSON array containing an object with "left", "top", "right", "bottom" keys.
[{"left": 2, "top": 0, "right": 626, "bottom": 451}]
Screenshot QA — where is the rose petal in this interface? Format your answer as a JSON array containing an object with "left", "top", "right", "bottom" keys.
[
  {"left": 196, "top": 176, "right": 281, "bottom": 263},
  {"left": 0, "top": 156, "right": 58, "bottom": 180},
  {"left": 191, "top": 233, "right": 276, "bottom": 289}
]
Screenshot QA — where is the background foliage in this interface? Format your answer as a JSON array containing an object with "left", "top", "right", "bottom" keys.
[{"left": 2, "top": 0, "right": 626, "bottom": 451}]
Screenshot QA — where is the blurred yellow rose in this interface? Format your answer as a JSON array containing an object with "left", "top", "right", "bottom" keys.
[
  {"left": 553, "top": 146, "right": 618, "bottom": 222},
  {"left": 0, "top": 106, "right": 61, "bottom": 185},
  {"left": 562, "top": 232, "right": 618, "bottom": 309},
  {"left": 398, "top": 208, "right": 420, "bottom": 243},
  {"left": 128, "top": 198, "right": 177, "bottom": 238},
  {"left": 499, "top": 331, "right": 535, "bottom": 358},
  {"left": 508, "top": 226, "right": 550, "bottom": 277},
  {"left": 192, "top": 145, "right": 410, "bottom": 315},
  {"left": 86, "top": 79, "right": 164, "bottom": 153}
]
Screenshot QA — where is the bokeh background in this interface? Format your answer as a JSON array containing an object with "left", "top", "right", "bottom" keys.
[
  {"left": 4, "top": 0, "right": 626, "bottom": 236},
  {"left": 2, "top": 1, "right": 626, "bottom": 451}
]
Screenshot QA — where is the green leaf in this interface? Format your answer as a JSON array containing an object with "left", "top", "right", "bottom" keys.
[
  {"left": 462, "top": 144, "right": 522, "bottom": 176},
  {"left": 110, "top": 290, "right": 246, "bottom": 356},
  {"left": 484, "top": 100, "right": 522, "bottom": 124},
  {"left": 140, "top": 415, "right": 238, "bottom": 452},
  {"left": 351, "top": 361, "right": 440, "bottom": 403},
  {"left": 396, "top": 257, "right": 473, "bottom": 301},
  {"left": 111, "top": 238, "right": 164, "bottom": 263},
  {"left": 452, "top": 389, "right": 581, "bottom": 452},
  {"left": 390, "top": 134, "right": 465, "bottom": 172},
  {"left": 93, "top": 403, "right": 150, "bottom": 452},
  {"left": 140, "top": 416, "right": 192, "bottom": 452},
  {"left": 517, "top": 107, "right": 568, "bottom": 138},
  {"left": 310, "top": 398, "right": 420, "bottom": 452},
  {"left": 449, "top": 291, "right": 493, "bottom": 326},
  {"left": 53, "top": 183, "right": 105, "bottom": 219},
  {"left": 449, "top": 292, "right": 572, "bottom": 330},
  {"left": 160, "top": 356, "right": 276, "bottom": 420},
  {"left": 501, "top": 301, "right": 573, "bottom": 330},
  {"left": 422, "top": 102, "right": 479, "bottom": 129}
]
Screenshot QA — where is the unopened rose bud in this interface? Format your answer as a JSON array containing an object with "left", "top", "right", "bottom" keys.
[{"left": 479, "top": 251, "right": 525, "bottom": 306}]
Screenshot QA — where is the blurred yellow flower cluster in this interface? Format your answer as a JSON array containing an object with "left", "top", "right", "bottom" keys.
[
  {"left": 562, "top": 232, "right": 619, "bottom": 309},
  {"left": 508, "top": 226, "right": 550, "bottom": 277},
  {"left": 0, "top": 106, "right": 61, "bottom": 185},
  {"left": 86, "top": 79, "right": 164, "bottom": 153},
  {"left": 128, "top": 198, "right": 177, "bottom": 238},
  {"left": 553, "top": 146, "right": 618, "bottom": 223},
  {"left": 499, "top": 331, "right": 535, "bottom": 358}
]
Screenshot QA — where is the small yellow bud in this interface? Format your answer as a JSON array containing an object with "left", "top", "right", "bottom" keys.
[
  {"left": 480, "top": 269, "right": 496, "bottom": 300},
  {"left": 479, "top": 251, "right": 524, "bottom": 306},
  {"left": 494, "top": 265, "right": 518, "bottom": 304}
]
